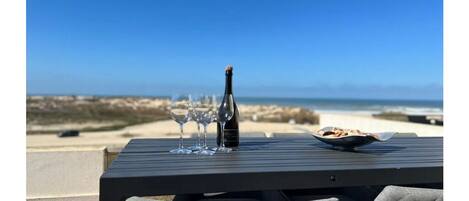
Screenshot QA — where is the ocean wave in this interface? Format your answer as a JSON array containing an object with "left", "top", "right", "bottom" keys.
[{"left": 237, "top": 97, "right": 443, "bottom": 115}]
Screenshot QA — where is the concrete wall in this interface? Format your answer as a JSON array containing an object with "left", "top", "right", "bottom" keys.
[
  {"left": 27, "top": 147, "right": 106, "bottom": 200},
  {"left": 320, "top": 113, "right": 443, "bottom": 136},
  {"left": 27, "top": 195, "right": 98, "bottom": 201}
]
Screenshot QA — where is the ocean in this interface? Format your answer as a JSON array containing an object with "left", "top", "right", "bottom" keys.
[
  {"left": 236, "top": 97, "right": 443, "bottom": 115},
  {"left": 28, "top": 94, "right": 443, "bottom": 115}
]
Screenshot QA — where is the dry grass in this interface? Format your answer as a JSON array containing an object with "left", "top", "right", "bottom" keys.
[
  {"left": 27, "top": 96, "right": 320, "bottom": 135},
  {"left": 245, "top": 107, "right": 319, "bottom": 124},
  {"left": 373, "top": 111, "right": 409, "bottom": 122},
  {"left": 27, "top": 97, "right": 170, "bottom": 134}
]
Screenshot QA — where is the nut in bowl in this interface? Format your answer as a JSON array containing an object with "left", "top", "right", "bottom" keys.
[{"left": 312, "top": 127, "right": 396, "bottom": 150}]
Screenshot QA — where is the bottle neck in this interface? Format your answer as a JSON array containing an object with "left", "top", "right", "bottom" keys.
[{"left": 224, "top": 74, "right": 233, "bottom": 95}]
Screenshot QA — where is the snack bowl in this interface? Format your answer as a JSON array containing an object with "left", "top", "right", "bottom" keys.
[{"left": 311, "top": 127, "right": 396, "bottom": 150}]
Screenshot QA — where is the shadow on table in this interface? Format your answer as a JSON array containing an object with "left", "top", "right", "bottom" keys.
[
  {"left": 312, "top": 143, "right": 406, "bottom": 156},
  {"left": 238, "top": 139, "right": 298, "bottom": 151}
]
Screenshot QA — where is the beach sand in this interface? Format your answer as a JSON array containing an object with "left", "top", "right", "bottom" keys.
[
  {"left": 27, "top": 120, "right": 320, "bottom": 148},
  {"left": 27, "top": 112, "right": 443, "bottom": 148}
]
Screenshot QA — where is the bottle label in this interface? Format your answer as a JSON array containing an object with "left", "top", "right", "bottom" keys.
[{"left": 223, "top": 129, "right": 239, "bottom": 147}]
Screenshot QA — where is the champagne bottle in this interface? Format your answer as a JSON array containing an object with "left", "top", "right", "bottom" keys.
[{"left": 217, "top": 65, "right": 240, "bottom": 148}]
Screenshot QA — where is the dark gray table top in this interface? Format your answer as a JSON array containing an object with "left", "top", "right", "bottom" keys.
[{"left": 100, "top": 136, "right": 443, "bottom": 201}]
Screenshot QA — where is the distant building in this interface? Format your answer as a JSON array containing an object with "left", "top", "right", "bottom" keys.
[
  {"left": 76, "top": 96, "right": 94, "bottom": 101},
  {"left": 28, "top": 96, "right": 45, "bottom": 100}
]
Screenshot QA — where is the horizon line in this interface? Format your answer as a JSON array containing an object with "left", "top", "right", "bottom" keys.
[{"left": 26, "top": 93, "right": 443, "bottom": 102}]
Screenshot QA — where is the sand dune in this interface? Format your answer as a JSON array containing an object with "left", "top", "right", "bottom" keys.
[{"left": 27, "top": 112, "right": 443, "bottom": 148}]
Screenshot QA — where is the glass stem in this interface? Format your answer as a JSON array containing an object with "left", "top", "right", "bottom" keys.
[
  {"left": 203, "top": 124, "right": 208, "bottom": 148},
  {"left": 220, "top": 122, "right": 226, "bottom": 148},
  {"left": 197, "top": 123, "right": 201, "bottom": 146},
  {"left": 179, "top": 123, "right": 184, "bottom": 149}
]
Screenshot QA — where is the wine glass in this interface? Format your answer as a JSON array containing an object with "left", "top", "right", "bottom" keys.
[
  {"left": 214, "top": 94, "right": 234, "bottom": 153},
  {"left": 194, "top": 95, "right": 217, "bottom": 155},
  {"left": 188, "top": 94, "right": 203, "bottom": 151},
  {"left": 169, "top": 95, "right": 192, "bottom": 154}
]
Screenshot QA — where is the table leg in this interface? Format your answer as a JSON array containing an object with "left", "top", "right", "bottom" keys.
[
  {"left": 259, "top": 190, "right": 290, "bottom": 201},
  {"left": 99, "top": 192, "right": 127, "bottom": 201},
  {"left": 173, "top": 194, "right": 204, "bottom": 201},
  {"left": 100, "top": 181, "right": 128, "bottom": 201}
]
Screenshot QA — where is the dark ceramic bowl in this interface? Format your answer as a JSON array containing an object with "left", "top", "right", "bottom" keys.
[{"left": 312, "top": 127, "right": 396, "bottom": 150}]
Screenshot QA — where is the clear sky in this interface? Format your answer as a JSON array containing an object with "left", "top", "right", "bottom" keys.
[{"left": 27, "top": 0, "right": 442, "bottom": 100}]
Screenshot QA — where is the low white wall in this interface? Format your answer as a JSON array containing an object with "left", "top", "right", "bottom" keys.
[
  {"left": 27, "top": 147, "right": 106, "bottom": 200},
  {"left": 27, "top": 195, "right": 98, "bottom": 201},
  {"left": 319, "top": 113, "right": 443, "bottom": 136}
]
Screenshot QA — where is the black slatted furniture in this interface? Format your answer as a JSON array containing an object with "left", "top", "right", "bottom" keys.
[{"left": 100, "top": 136, "right": 443, "bottom": 201}]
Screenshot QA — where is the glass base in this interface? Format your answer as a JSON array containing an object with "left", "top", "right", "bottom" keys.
[
  {"left": 169, "top": 148, "right": 192, "bottom": 154},
  {"left": 213, "top": 146, "right": 232, "bottom": 153},
  {"left": 188, "top": 145, "right": 203, "bottom": 151},
  {"left": 194, "top": 148, "right": 215, "bottom": 155}
]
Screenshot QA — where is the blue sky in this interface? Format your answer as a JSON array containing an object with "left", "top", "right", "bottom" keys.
[{"left": 27, "top": 0, "right": 442, "bottom": 100}]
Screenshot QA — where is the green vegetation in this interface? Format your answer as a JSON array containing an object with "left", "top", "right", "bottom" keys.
[
  {"left": 373, "top": 112, "right": 409, "bottom": 122},
  {"left": 279, "top": 108, "right": 319, "bottom": 124},
  {"left": 26, "top": 96, "right": 320, "bottom": 135},
  {"left": 249, "top": 108, "right": 319, "bottom": 124},
  {"left": 27, "top": 97, "right": 170, "bottom": 134}
]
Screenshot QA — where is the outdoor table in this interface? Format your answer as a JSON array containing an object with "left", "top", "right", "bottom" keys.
[{"left": 99, "top": 136, "right": 443, "bottom": 201}]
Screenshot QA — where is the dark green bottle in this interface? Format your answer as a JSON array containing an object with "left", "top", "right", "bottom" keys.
[{"left": 217, "top": 65, "right": 240, "bottom": 147}]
